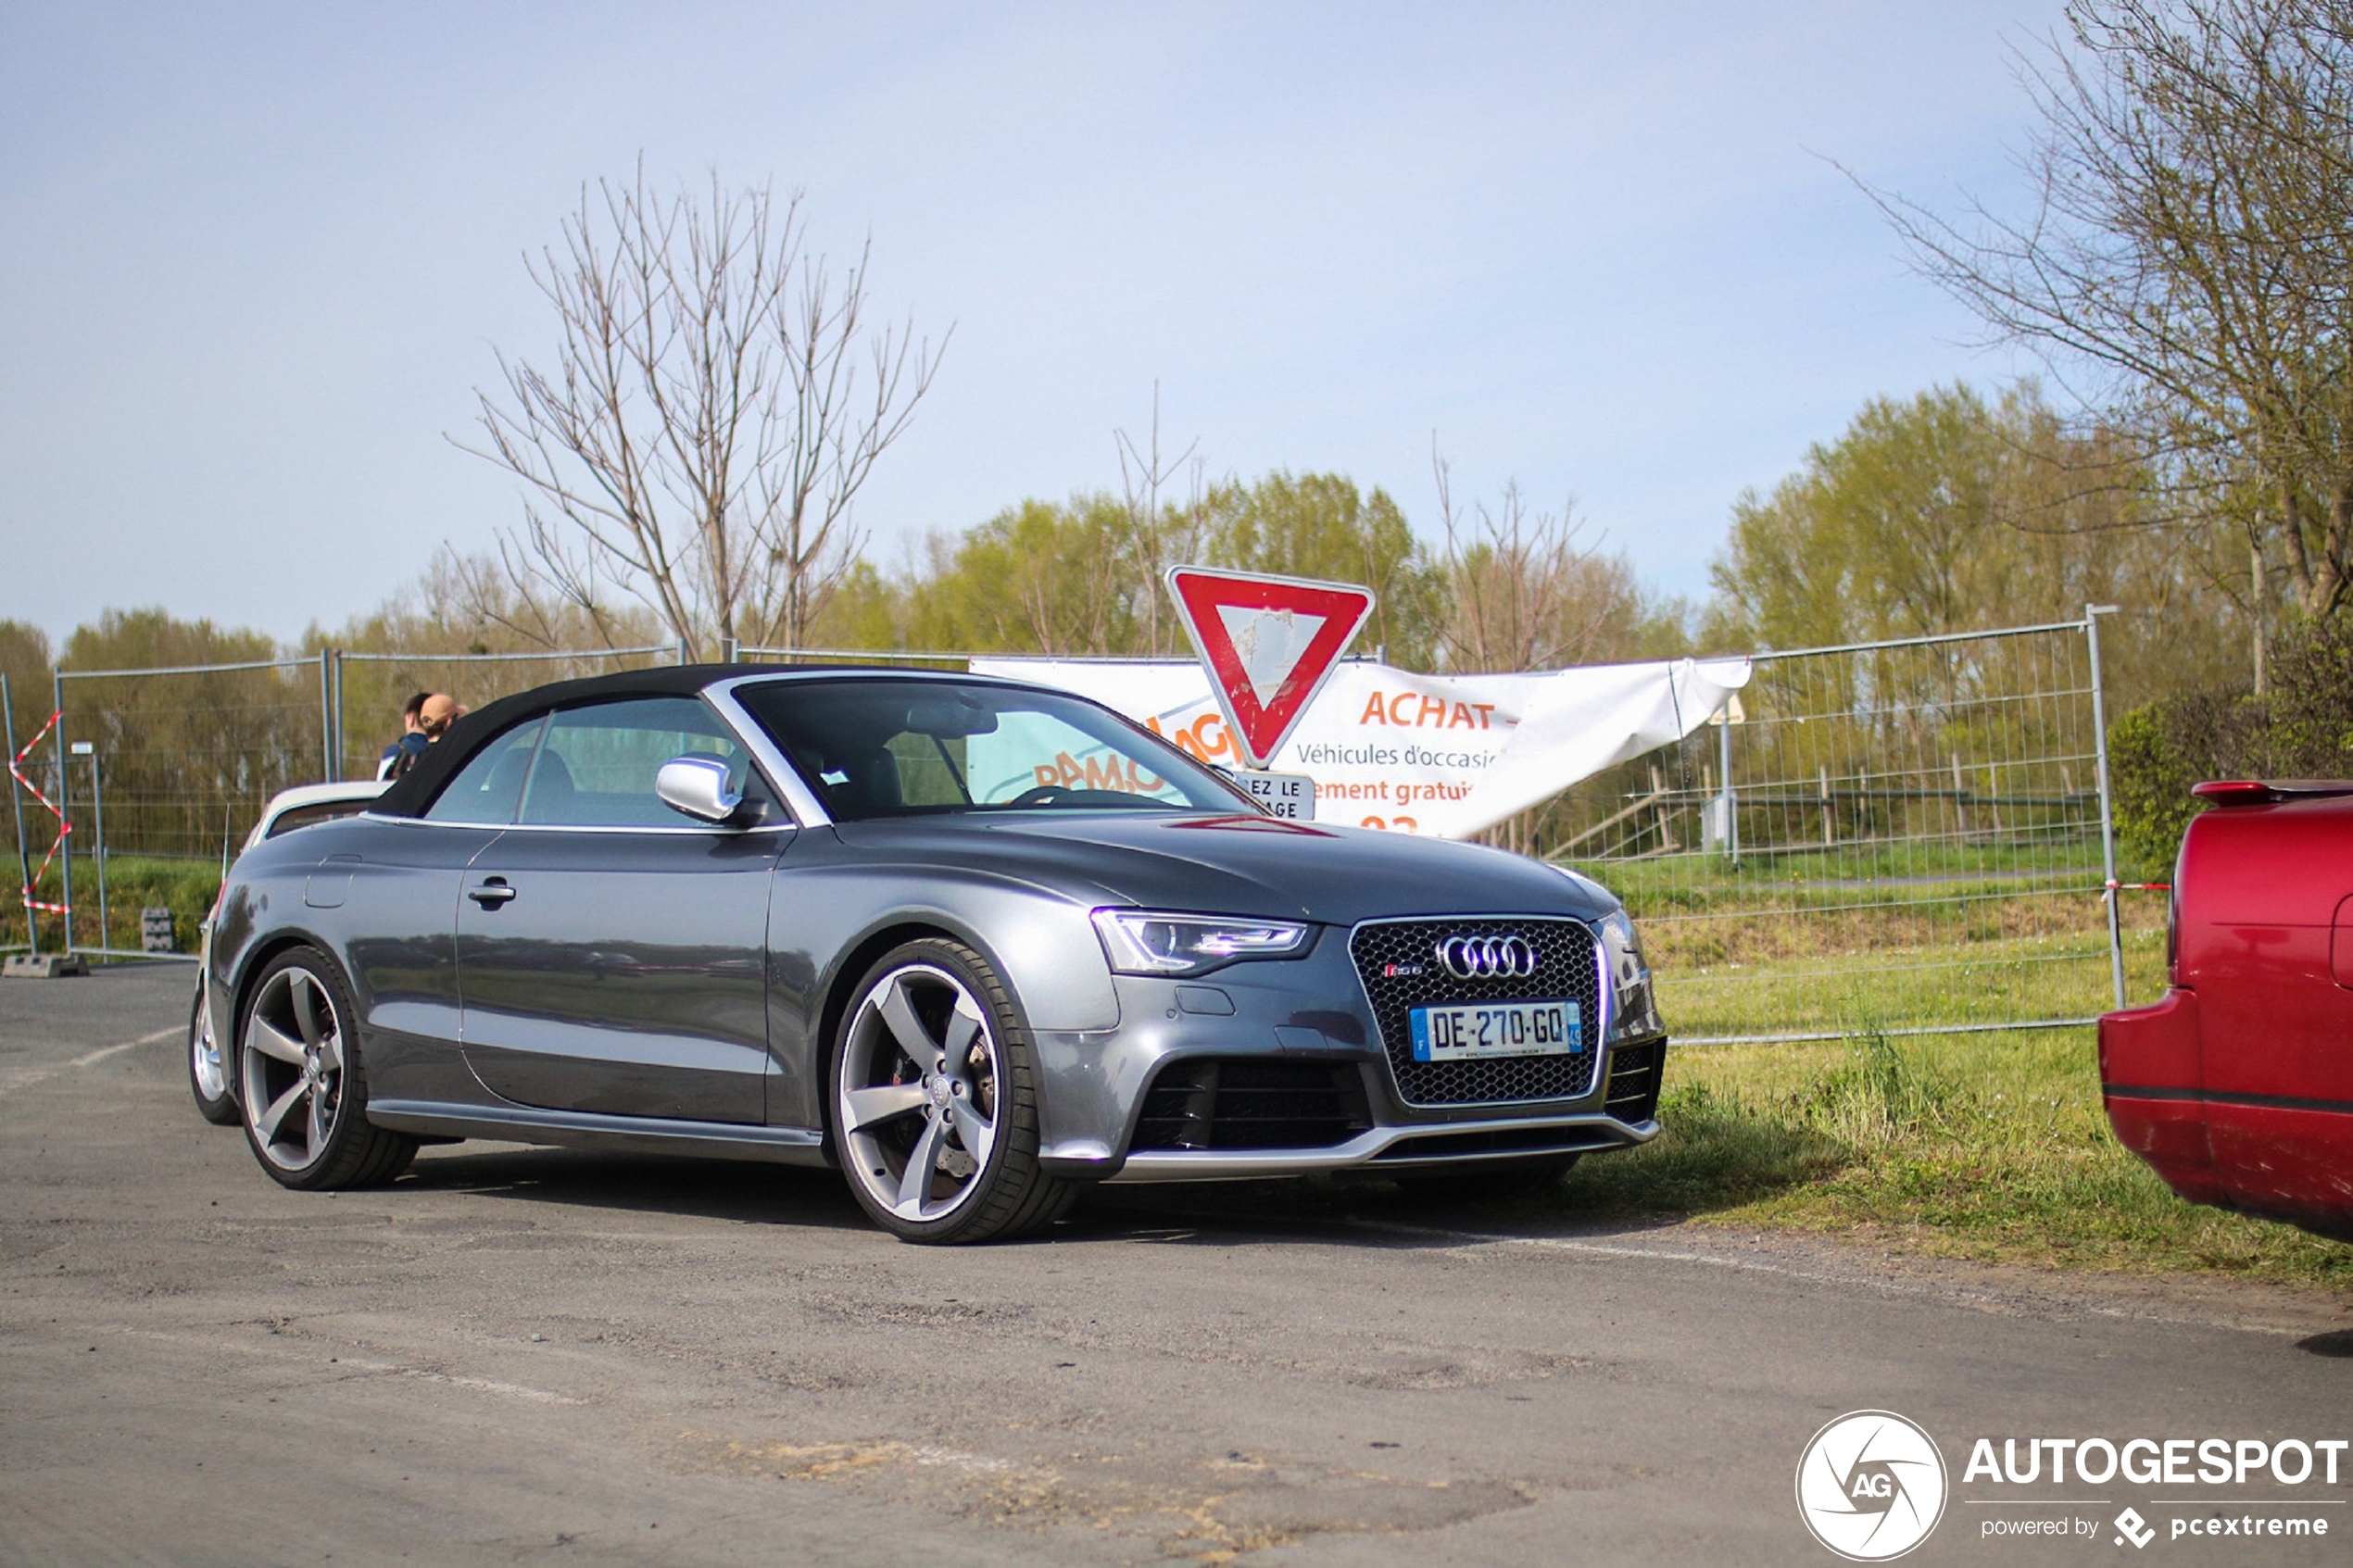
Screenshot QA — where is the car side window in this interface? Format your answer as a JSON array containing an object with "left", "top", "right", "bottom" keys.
[
  {"left": 522, "top": 696, "right": 770, "bottom": 829},
  {"left": 423, "top": 717, "right": 547, "bottom": 825}
]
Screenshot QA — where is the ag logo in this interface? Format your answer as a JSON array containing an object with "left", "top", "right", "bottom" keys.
[{"left": 1794, "top": 1410, "right": 1948, "bottom": 1561}]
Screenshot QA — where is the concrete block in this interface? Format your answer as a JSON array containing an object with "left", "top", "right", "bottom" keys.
[{"left": 4, "top": 953, "right": 91, "bottom": 979}]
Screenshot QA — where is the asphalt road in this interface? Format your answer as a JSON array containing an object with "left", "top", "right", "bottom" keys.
[{"left": 3, "top": 963, "right": 2349, "bottom": 1567}]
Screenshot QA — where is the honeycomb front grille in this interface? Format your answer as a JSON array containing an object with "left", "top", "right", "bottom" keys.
[{"left": 1349, "top": 917, "right": 1604, "bottom": 1107}]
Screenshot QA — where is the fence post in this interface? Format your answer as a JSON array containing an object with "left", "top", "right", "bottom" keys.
[
  {"left": 1, "top": 671, "right": 32, "bottom": 956},
  {"left": 2085, "top": 604, "right": 2127, "bottom": 1010},
  {"left": 82, "top": 744, "right": 107, "bottom": 952},
  {"left": 331, "top": 650, "right": 346, "bottom": 782},
  {"left": 674, "top": 636, "right": 691, "bottom": 666},
  {"left": 319, "top": 649, "right": 335, "bottom": 782},
  {"left": 53, "top": 671, "right": 72, "bottom": 955},
  {"left": 1718, "top": 708, "right": 1739, "bottom": 868}
]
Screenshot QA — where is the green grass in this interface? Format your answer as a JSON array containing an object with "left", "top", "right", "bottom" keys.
[
  {"left": 1547, "top": 866, "right": 2349, "bottom": 1288},
  {"left": 1550, "top": 1026, "right": 2353, "bottom": 1291},
  {"left": 1655, "top": 924, "right": 2169, "bottom": 1040}
]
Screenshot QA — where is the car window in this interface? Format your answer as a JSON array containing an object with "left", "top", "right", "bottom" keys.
[
  {"left": 736, "top": 678, "right": 1250, "bottom": 822},
  {"left": 423, "top": 716, "right": 547, "bottom": 825},
  {"left": 522, "top": 696, "right": 767, "bottom": 828}
]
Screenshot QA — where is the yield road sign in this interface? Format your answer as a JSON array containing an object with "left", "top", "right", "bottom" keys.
[{"left": 1164, "top": 567, "right": 1376, "bottom": 769}]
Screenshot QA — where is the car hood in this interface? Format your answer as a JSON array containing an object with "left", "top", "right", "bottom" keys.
[{"left": 827, "top": 811, "right": 1617, "bottom": 927}]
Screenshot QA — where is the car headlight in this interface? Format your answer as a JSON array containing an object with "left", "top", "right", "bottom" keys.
[
  {"left": 1594, "top": 908, "right": 1661, "bottom": 1042},
  {"left": 1090, "top": 909, "right": 1311, "bottom": 976}
]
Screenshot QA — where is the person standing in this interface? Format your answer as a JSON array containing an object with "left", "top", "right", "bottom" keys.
[
  {"left": 417, "top": 693, "right": 465, "bottom": 741},
  {"left": 377, "top": 692, "right": 432, "bottom": 780}
]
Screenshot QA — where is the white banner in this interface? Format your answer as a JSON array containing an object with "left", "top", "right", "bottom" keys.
[{"left": 972, "top": 655, "right": 1752, "bottom": 839}]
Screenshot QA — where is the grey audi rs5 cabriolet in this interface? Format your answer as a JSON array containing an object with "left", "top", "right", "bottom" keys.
[{"left": 205, "top": 666, "right": 1667, "bottom": 1242}]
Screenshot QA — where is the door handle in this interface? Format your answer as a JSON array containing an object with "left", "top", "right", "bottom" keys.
[{"left": 469, "top": 878, "right": 517, "bottom": 909}]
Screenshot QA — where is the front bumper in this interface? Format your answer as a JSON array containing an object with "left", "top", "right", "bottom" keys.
[{"left": 1032, "top": 935, "right": 1664, "bottom": 1181}]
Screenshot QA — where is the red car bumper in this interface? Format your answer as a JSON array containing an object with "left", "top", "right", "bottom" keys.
[
  {"left": 2101, "top": 986, "right": 2353, "bottom": 1239},
  {"left": 2098, "top": 988, "right": 2229, "bottom": 1209}
]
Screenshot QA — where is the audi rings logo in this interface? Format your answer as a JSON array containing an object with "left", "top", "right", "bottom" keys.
[{"left": 1434, "top": 934, "right": 1540, "bottom": 980}]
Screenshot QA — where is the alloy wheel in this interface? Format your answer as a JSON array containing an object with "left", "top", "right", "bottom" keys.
[
  {"left": 837, "top": 962, "right": 1001, "bottom": 1223},
  {"left": 241, "top": 966, "right": 346, "bottom": 1171}
]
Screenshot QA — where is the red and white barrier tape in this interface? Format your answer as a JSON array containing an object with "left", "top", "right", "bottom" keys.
[{"left": 9, "top": 710, "right": 70, "bottom": 916}]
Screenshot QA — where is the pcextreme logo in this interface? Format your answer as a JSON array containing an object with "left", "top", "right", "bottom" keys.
[{"left": 1796, "top": 1411, "right": 1950, "bottom": 1561}]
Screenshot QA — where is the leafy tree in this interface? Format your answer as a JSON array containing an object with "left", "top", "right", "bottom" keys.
[
  {"left": 1705, "top": 383, "right": 2244, "bottom": 709},
  {"left": 57, "top": 609, "right": 317, "bottom": 859},
  {"left": 899, "top": 495, "right": 1141, "bottom": 656},
  {"left": 2109, "top": 613, "right": 2353, "bottom": 865},
  {"left": 0, "top": 620, "right": 52, "bottom": 758},
  {"left": 803, "top": 559, "right": 906, "bottom": 652},
  {"left": 876, "top": 470, "right": 1450, "bottom": 665},
  {"left": 1711, "top": 385, "right": 2023, "bottom": 648},
  {"left": 1200, "top": 471, "right": 1441, "bottom": 667}
]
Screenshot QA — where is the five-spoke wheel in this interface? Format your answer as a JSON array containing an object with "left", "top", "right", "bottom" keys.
[
  {"left": 238, "top": 948, "right": 416, "bottom": 1189},
  {"left": 832, "top": 939, "right": 1070, "bottom": 1243}
]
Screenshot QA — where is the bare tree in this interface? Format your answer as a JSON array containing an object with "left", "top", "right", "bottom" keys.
[
  {"left": 453, "top": 166, "right": 946, "bottom": 658},
  {"left": 1866, "top": 0, "right": 2353, "bottom": 622},
  {"left": 1114, "top": 385, "right": 1204, "bottom": 657},
  {"left": 1431, "top": 448, "right": 1644, "bottom": 672}
]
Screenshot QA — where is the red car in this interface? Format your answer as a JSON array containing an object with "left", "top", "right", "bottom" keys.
[{"left": 2100, "top": 780, "right": 2353, "bottom": 1241}]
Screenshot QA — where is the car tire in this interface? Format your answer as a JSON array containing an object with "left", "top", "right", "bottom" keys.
[
  {"left": 237, "top": 947, "right": 417, "bottom": 1190},
  {"left": 831, "top": 938, "right": 1068, "bottom": 1245},
  {"left": 1394, "top": 1152, "right": 1579, "bottom": 1203},
  {"left": 188, "top": 981, "right": 239, "bottom": 1125}
]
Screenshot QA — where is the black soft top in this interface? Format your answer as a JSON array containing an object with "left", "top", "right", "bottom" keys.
[{"left": 370, "top": 662, "right": 969, "bottom": 818}]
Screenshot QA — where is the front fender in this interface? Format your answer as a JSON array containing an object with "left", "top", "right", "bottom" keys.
[{"left": 765, "top": 851, "right": 1119, "bottom": 1131}]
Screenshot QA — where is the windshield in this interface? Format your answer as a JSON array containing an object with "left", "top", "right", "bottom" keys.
[{"left": 735, "top": 676, "right": 1254, "bottom": 822}]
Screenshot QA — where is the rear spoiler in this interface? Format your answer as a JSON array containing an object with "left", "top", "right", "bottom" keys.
[{"left": 2191, "top": 779, "right": 2353, "bottom": 808}]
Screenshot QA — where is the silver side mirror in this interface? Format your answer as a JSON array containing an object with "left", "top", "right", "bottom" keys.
[{"left": 656, "top": 756, "right": 744, "bottom": 825}]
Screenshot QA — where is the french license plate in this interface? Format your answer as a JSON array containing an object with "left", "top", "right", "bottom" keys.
[{"left": 1408, "top": 999, "right": 1580, "bottom": 1061}]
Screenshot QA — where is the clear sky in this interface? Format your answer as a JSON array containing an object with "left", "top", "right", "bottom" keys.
[{"left": 0, "top": 1, "right": 2057, "bottom": 649}]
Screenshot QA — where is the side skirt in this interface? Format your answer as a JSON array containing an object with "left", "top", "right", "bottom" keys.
[{"left": 368, "top": 1098, "right": 833, "bottom": 1168}]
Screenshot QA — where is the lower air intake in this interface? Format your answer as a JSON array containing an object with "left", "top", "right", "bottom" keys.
[
  {"left": 1604, "top": 1038, "right": 1667, "bottom": 1123},
  {"left": 1129, "top": 1058, "right": 1371, "bottom": 1151}
]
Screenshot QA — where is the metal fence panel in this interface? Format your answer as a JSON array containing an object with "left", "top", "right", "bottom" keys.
[
  {"left": 1547, "top": 615, "right": 2152, "bottom": 1044},
  {"left": 54, "top": 658, "right": 329, "bottom": 862},
  {"left": 33, "top": 657, "right": 328, "bottom": 955}
]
